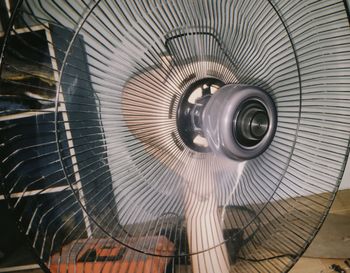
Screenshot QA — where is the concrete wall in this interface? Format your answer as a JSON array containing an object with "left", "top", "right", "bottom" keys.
[
  {"left": 340, "top": 160, "right": 350, "bottom": 189},
  {"left": 339, "top": 0, "right": 350, "bottom": 190}
]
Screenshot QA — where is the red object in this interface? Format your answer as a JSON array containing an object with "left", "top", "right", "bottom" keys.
[{"left": 50, "top": 236, "right": 175, "bottom": 273}]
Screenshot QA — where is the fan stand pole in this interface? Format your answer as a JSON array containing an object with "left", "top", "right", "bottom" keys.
[{"left": 185, "top": 174, "right": 230, "bottom": 273}]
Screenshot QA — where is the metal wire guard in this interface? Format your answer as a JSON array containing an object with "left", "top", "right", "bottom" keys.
[{"left": 1, "top": 1, "right": 350, "bottom": 273}]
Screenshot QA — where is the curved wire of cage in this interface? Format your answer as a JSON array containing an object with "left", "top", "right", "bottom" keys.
[{"left": 0, "top": 1, "right": 350, "bottom": 273}]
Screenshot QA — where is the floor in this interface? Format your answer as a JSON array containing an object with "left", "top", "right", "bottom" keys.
[{"left": 291, "top": 258, "right": 350, "bottom": 273}]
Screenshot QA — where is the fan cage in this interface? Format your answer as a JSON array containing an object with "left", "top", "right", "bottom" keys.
[{"left": 0, "top": 1, "right": 350, "bottom": 273}]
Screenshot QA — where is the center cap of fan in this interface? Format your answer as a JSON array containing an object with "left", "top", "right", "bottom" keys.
[
  {"left": 177, "top": 81, "right": 277, "bottom": 160},
  {"left": 235, "top": 100, "right": 270, "bottom": 147}
]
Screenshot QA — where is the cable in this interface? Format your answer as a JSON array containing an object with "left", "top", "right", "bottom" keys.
[
  {"left": 237, "top": 254, "right": 297, "bottom": 262},
  {"left": 220, "top": 205, "right": 261, "bottom": 246}
]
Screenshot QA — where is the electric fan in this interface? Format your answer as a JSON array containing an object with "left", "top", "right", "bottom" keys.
[{"left": 1, "top": 0, "right": 350, "bottom": 272}]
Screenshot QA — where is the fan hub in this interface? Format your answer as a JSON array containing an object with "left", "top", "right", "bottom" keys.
[{"left": 177, "top": 82, "right": 277, "bottom": 160}]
